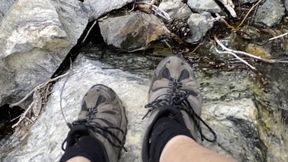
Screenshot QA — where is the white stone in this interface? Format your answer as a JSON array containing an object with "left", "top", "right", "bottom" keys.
[
  {"left": 159, "top": 0, "right": 192, "bottom": 19},
  {"left": 186, "top": 12, "right": 215, "bottom": 43},
  {"left": 187, "top": 0, "right": 221, "bottom": 13}
]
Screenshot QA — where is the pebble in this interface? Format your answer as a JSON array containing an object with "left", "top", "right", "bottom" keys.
[
  {"left": 186, "top": 12, "right": 214, "bottom": 43},
  {"left": 187, "top": 0, "right": 221, "bottom": 13}
]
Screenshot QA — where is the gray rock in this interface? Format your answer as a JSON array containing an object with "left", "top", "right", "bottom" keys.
[
  {"left": 51, "top": 0, "right": 89, "bottom": 44},
  {"left": 186, "top": 12, "right": 214, "bottom": 43},
  {"left": 99, "top": 11, "right": 170, "bottom": 51},
  {"left": 0, "top": 0, "right": 89, "bottom": 107},
  {"left": 254, "top": 0, "right": 285, "bottom": 27},
  {"left": 1, "top": 52, "right": 282, "bottom": 161},
  {"left": 159, "top": 0, "right": 192, "bottom": 19},
  {"left": 0, "top": 55, "right": 150, "bottom": 162},
  {"left": 0, "top": 0, "right": 15, "bottom": 22},
  {"left": 84, "top": 0, "right": 133, "bottom": 20},
  {"left": 187, "top": 0, "right": 221, "bottom": 13},
  {"left": 239, "top": 0, "right": 257, "bottom": 4}
]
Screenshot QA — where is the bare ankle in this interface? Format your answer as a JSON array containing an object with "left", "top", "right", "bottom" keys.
[
  {"left": 160, "top": 135, "right": 235, "bottom": 162},
  {"left": 160, "top": 135, "right": 197, "bottom": 162}
]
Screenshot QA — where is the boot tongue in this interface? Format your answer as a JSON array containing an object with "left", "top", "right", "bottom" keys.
[{"left": 156, "top": 107, "right": 187, "bottom": 127}]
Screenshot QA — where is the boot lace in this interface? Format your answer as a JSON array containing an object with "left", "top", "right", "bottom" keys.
[
  {"left": 62, "top": 108, "right": 127, "bottom": 151},
  {"left": 144, "top": 78, "right": 217, "bottom": 142}
]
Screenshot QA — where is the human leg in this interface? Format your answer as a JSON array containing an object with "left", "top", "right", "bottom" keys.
[
  {"left": 60, "top": 84, "right": 127, "bottom": 162},
  {"left": 142, "top": 55, "right": 235, "bottom": 162},
  {"left": 160, "top": 135, "right": 235, "bottom": 162}
]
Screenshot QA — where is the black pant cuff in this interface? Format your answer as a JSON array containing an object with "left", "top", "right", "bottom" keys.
[{"left": 60, "top": 136, "right": 107, "bottom": 162}]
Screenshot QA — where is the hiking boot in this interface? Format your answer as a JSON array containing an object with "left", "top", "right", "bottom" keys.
[
  {"left": 142, "top": 55, "right": 216, "bottom": 162},
  {"left": 63, "top": 84, "right": 127, "bottom": 162}
]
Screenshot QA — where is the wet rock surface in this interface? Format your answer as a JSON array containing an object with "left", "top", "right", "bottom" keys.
[{"left": 254, "top": 0, "right": 285, "bottom": 27}]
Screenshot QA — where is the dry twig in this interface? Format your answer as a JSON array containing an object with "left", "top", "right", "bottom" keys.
[
  {"left": 213, "top": 36, "right": 288, "bottom": 64},
  {"left": 82, "top": 20, "right": 98, "bottom": 44},
  {"left": 10, "top": 72, "right": 70, "bottom": 107},
  {"left": 215, "top": 13, "right": 236, "bottom": 30},
  {"left": 268, "top": 32, "right": 288, "bottom": 41},
  {"left": 12, "top": 103, "right": 35, "bottom": 128},
  {"left": 191, "top": 43, "right": 203, "bottom": 54},
  {"left": 216, "top": 0, "right": 237, "bottom": 18},
  {"left": 135, "top": 0, "right": 171, "bottom": 21},
  {"left": 215, "top": 48, "right": 256, "bottom": 70},
  {"left": 237, "top": 0, "right": 263, "bottom": 29},
  {"left": 11, "top": 71, "right": 70, "bottom": 128}
]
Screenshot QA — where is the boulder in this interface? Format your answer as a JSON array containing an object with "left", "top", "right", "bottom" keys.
[
  {"left": 187, "top": 0, "right": 221, "bottom": 13},
  {"left": 0, "top": 53, "right": 279, "bottom": 161},
  {"left": 0, "top": 55, "right": 150, "bottom": 161},
  {"left": 99, "top": 11, "right": 170, "bottom": 51},
  {"left": 84, "top": 0, "right": 133, "bottom": 20},
  {"left": 0, "top": 0, "right": 15, "bottom": 22},
  {"left": 159, "top": 0, "right": 192, "bottom": 20},
  {"left": 0, "top": 0, "right": 89, "bottom": 107},
  {"left": 254, "top": 0, "right": 285, "bottom": 27},
  {"left": 186, "top": 12, "right": 215, "bottom": 43}
]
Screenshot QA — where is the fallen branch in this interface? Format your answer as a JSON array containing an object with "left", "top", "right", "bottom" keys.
[{"left": 214, "top": 36, "right": 288, "bottom": 64}]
